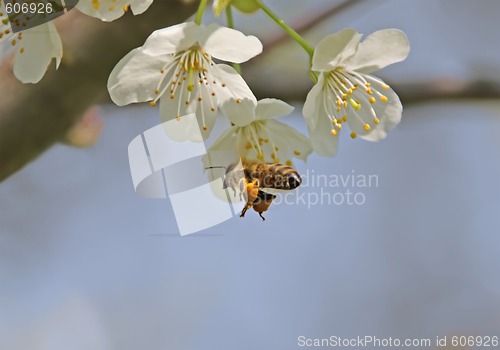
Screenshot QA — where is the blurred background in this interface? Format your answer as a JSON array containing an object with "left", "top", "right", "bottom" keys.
[{"left": 1, "top": 0, "right": 500, "bottom": 349}]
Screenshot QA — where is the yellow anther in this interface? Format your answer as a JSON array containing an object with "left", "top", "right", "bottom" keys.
[
  {"left": 332, "top": 118, "right": 338, "bottom": 125},
  {"left": 364, "top": 124, "right": 371, "bottom": 131},
  {"left": 331, "top": 129, "right": 338, "bottom": 136},
  {"left": 373, "top": 117, "right": 380, "bottom": 124},
  {"left": 364, "top": 83, "right": 371, "bottom": 87},
  {"left": 176, "top": 115, "right": 181, "bottom": 121},
  {"left": 343, "top": 101, "right": 348, "bottom": 108},
  {"left": 257, "top": 152, "right": 265, "bottom": 160},
  {"left": 342, "top": 94, "right": 347, "bottom": 99},
  {"left": 349, "top": 98, "right": 361, "bottom": 110},
  {"left": 154, "top": 89, "right": 159, "bottom": 94},
  {"left": 19, "top": 47, "right": 24, "bottom": 54},
  {"left": 286, "top": 160, "right": 293, "bottom": 166},
  {"left": 347, "top": 88, "right": 353, "bottom": 94},
  {"left": 380, "top": 95, "right": 388, "bottom": 102},
  {"left": 342, "top": 115, "right": 347, "bottom": 122},
  {"left": 369, "top": 97, "right": 376, "bottom": 104},
  {"left": 92, "top": 0, "right": 99, "bottom": 10},
  {"left": 236, "top": 99, "right": 241, "bottom": 103},
  {"left": 202, "top": 125, "right": 208, "bottom": 131},
  {"left": 382, "top": 84, "right": 390, "bottom": 89},
  {"left": 271, "top": 152, "right": 276, "bottom": 159},
  {"left": 294, "top": 150, "right": 301, "bottom": 156},
  {"left": 366, "top": 88, "right": 373, "bottom": 94},
  {"left": 149, "top": 101, "right": 157, "bottom": 107},
  {"left": 245, "top": 143, "right": 252, "bottom": 150},
  {"left": 109, "top": 5, "right": 115, "bottom": 11},
  {"left": 337, "top": 123, "right": 342, "bottom": 130},
  {"left": 350, "top": 132, "right": 357, "bottom": 139},
  {"left": 123, "top": 5, "right": 129, "bottom": 11},
  {"left": 274, "top": 146, "right": 279, "bottom": 151},
  {"left": 11, "top": 39, "right": 15, "bottom": 46}
]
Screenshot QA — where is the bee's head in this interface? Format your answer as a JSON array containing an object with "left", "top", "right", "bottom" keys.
[{"left": 287, "top": 172, "right": 302, "bottom": 189}]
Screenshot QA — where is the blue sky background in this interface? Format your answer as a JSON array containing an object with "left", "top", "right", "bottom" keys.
[{"left": 1, "top": 1, "right": 500, "bottom": 349}]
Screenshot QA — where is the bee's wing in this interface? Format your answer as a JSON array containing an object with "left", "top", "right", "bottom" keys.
[
  {"left": 205, "top": 162, "right": 248, "bottom": 204},
  {"left": 258, "top": 188, "right": 290, "bottom": 195}
]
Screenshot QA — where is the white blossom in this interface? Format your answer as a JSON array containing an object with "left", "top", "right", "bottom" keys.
[
  {"left": 76, "top": 0, "right": 153, "bottom": 21},
  {"left": 303, "top": 28, "right": 410, "bottom": 156},
  {"left": 0, "top": 4, "right": 62, "bottom": 84},
  {"left": 208, "top": 98, "right": 312, "bottom": 166},
  {"left": 108, "top": 22, "right": 262, "bottom": 139}
]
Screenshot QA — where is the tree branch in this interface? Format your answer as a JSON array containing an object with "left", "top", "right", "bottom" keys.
[
  {"left": 259, "top": 0, "right": 366, "bottom": 49},
  {"left": 250, "top": 77, "right": 500, "bottom": 105},
  {"left": 0, "top": 1, "right": 197, "bottom": 182}
]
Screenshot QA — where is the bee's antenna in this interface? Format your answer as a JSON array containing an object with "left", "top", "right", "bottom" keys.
[{"left": 205, "top": 166, "right": 227, "bottom": 170}]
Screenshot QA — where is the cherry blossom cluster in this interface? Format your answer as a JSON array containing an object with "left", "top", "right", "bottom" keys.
[{"left": 1, "top": 0, "right": 410, "bottom": 163}]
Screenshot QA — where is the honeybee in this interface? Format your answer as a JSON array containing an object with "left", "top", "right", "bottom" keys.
[{"left": 223, "top": 161, "right": 302, "bottom": 220}]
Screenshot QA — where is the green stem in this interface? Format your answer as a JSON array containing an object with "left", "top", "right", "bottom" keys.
[
  {"left": 195, "top": 0, "right": 208, "bottom": 25},
  {"left": 225, "top": 6, "right": 242, "bottom": 74},
  {"left": 255, "top": 0, "right": 314, "bottom": 58}
]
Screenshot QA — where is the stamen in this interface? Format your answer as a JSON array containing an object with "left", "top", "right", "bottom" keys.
[{"left": 349, "top": 98, "right": 360, "bottom": 110}]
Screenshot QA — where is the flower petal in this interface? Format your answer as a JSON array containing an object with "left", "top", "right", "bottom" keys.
[
  {"left": 76, "top": 0, "right": 128, "bottom": 21},
  {"left": 108, "top": 48, "right": 170, "bottom": 105},
  {"left": 201, "top": 24, "right": 262, "bottom": 63},
  {"left": 360, "top": 81, "right": 402, "bottom": 141},
  {"left": 160, "top": 113, "right": 204, "bottom": 143},
  {"left": 223, "top": 98, "right": 256, "bottom": 127},
  {"left": 13, "top": 22, "right": 62, "bottom": 84},
  {"left": 311, "top": 28, "right": 361, "bottom": 72},
  {"left": 142, "top": 22, "right": 200, "bottom": 56},
  {"left": 265, "top": 120, "right": 312, "bottom": 162},
  {"left": 207, "top": 125, "right": 239, "bottom": 155},
  {"left": 159, "top": 76, "right": 218, "bottom": 140},
  {"left": 255, "top": 98, "right": 294, "bottom": 121},
  {"left": 307, "top": 112, "right": 340, "bottom": 157},
  {"left": 302, "top": 73, "right": 326, "bottom": 131},
  {"left": 213, "top": 64, "right": 257, "bottom": 126},
  {"left": 345, "top": 29, "right": 410, "bottom": 74},
  {"left": 130, "top": 0, "right": 154, "bottom": 15}
]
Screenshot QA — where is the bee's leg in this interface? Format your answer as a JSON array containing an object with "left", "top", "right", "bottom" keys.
[
  {"left": 258, "top": 212, "right": 266, "bottom": 221},
  {"left": 240, "top": 202, "right": 252, "bottom": 218}
]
